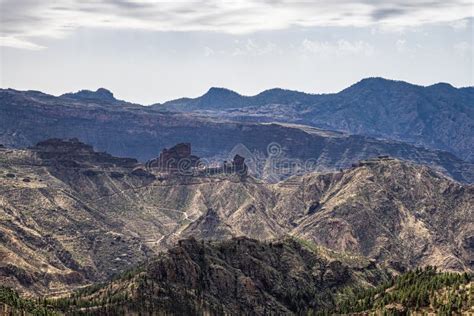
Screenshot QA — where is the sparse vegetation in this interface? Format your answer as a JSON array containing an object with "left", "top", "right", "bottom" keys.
[
  {"left": 1, "top": 266, "right": 472, "bottom": 315},
  {"left": 0, "top": 286, "right": 56, "bottom": 315},
  {"left": 295, "top": 237, "right": 372, "bottom": 267},
  {"left": 331, "top": 266, "right": 473, "bottom": 314}
]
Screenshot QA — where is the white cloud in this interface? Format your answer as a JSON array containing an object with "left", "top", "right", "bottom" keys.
[
  {"left": 454, "top": 41, "right": 472, "bottom": 58},
  {"left": 450, "top": 18, "right": 470, "bottom": 30},
  {"left": 0, "top": 0, "right": 472, "bottom": 49},
  {"left": 232, "top": 39, "right": 276, "bottom": 56},
  {"left": 0, "top": 36, "right": 45, "bottom": 50},
  {"left": 396, "top": 39, "right": 406, "bottom": 52},
  {"left": 301, "top": 39, "right": 375, "bottom": 56},
  {"left": 204, "top": 46, "right": 215, "bottom": 57}
]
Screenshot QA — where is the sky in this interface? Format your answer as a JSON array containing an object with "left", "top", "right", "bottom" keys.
[{"left": 0, "top": 0, "right": 473, "bottom": 104}]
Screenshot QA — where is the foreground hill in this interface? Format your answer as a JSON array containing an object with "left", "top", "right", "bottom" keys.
[
  {"left": 2, "top": 237, "right": 392, "bottom": 315},
  {"left": 1, "top": 241, "right": 471, "bottom": 315},
  {"left": 0, "top": 140, "right": 472, "bottom": 295},
  {"left": 160, "top": 78, "right": 474, "bottom": 162},
  {"left": 1, "top": 87, "right": 473, "bottom": 183}
]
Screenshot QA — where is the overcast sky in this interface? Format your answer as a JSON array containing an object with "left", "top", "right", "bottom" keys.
[{"left": 0, "top": 0, "right": 472, "bottom": 104}]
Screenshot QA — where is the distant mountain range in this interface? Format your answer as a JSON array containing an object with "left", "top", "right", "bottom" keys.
[
  {"left": 0, "top": 84, "right": 473, "bottom": 183},
  {"left": 157, "top": 78, "right": 474, "bottom": 162}
]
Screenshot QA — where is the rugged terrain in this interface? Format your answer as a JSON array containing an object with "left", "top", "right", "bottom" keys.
[
  {"left": 1, "top": 86, "right": 473, "bottom": 183},
  {"left": 0, "top": 140, "right": 472, "bottom": 296},
  {"left": 160, "top": 78, "right": 474, "bottom": 162},
  {"left": 2, "top": 240, "right": 471, "bottom": 315}
]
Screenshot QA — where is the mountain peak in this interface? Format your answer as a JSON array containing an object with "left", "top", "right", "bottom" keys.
[
  {"left": 341, "top": 77, "right": 416, "bottom": 94},
  {"left": 61, "top": 88, "right": 117, "bottom": 103},
  {"left": 204, "top": 87, "right": 242, "bottom": 97},
  {"left": 355, "top": 77, "right": 401, "bottom": 87},
  {"left": 95, "top": 87, "right": 114, "bottom": 97},
  {"left": 427, "top": 82, "right": 455, "bottom": 91},
  {"left": 257, "top": 87, "right": 297, "bottom": 96},
  {"left": 187, "top": 87, "right": 246, "bottom": 109},
  {"left": 359, "top": 76, "right": 391, "bottom": 83}
]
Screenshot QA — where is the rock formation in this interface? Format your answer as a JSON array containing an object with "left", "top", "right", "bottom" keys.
[
  {"left": 221, "top": 154, "right": 248, "bottom": 177},
  {"left": 147, "top": 143, "right": 200, "bottom": 172},
  {"left": 32, "top": 138, "right": 138, "bottom": 168},
  {"left": 60, "top": 88, "right": 120, "bottom": 104}
]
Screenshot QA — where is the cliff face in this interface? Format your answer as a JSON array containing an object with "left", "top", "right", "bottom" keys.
[
  {"left": 0, "top": 141, "right": 472, "bottom": 295},
  {"left": 1, "top": 88, "right": 473, "bottom": 183},
  {"left": 54, "top": 237, "right": 391, "bottom": 315}
]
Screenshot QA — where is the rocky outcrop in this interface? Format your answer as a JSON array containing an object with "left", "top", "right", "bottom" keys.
[
  {"left": 147, "top": 143, "right": 248, "bottom": 177},
  {"left": 60, "top": 88, "right": 121, "bottom": 104},
  {"left": 32, "top": 138, "right": 138, "bottom": 168},
  {"left": 225, "top": 154, "right": 248, "bottom": 175},
  {"left": 203, "top": 154, "right": 249, "bottom": 177},
  {"left": 147, "top": 143, "right": 200, "bottom": 172}
]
